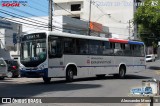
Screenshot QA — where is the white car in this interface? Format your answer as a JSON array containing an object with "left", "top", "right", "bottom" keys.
[
  {"left": 0, "top": 58, "right": 8, "bottom": 80},
  {"left": 146, "top": 54, "right": 155, "bottom": 62}
]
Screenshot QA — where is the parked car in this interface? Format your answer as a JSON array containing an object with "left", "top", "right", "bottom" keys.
[
  {"left": 0, "top": 58, "right": 8, "bottom": 80},
  {"left": 146, "top": 54, "right": 155, "bottom": 62},
  {"left": 5, "top": 60, "right": 20, "bottom": 78}
]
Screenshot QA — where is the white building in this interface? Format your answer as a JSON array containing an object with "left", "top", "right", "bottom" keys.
[
  {"left": 53, "top": 0, "right": 139, "bottom": 39},
  {"left": 13, "top": 16, "right": 110, "bottom": 37},
  {"left": 0, "top": 19, "right": 22, "bottom": 60}
]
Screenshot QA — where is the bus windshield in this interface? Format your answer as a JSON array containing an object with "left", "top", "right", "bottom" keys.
[{"left": 20, "top": 33, "right": 47, "bottom": 67}]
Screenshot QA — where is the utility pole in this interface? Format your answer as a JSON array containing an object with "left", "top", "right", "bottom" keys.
[
  {"left": 128, "top": 20, "right": 131, "bottom": 40},
  {"left": 88, "top": 0, "right": 92, "bottom": 36},
  {"left": 48, "top": 0, "right": 53, "bottom": 31},
  {"left": 17, "top": 25, "right": 21, "bottom": 56}
]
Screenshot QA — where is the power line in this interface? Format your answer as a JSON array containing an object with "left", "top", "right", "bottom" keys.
[
  {"left": 0, "top": 16, "right": 48, "bottom": 28},
  {"left": 1, "top": 9, "right": 125, "bottom": 35},
  {"left": 8, "top": 8, "right": 48, "bottom": 21},
  {"left": 0, "top": 9, "right": 48, "bottom": 26},
  {"left": 0, "top": 10, "right": 48, "bottom": 27},
  {"left": 54, "top": 3, "right": 87, "bottom": 22},
  {"left": 1, "top": 3, "right": 107, "bottom": 35},
  {"left": 0, "top": 16, "right": 87, "bottom": 34},
  {"left": 109, "top": 27, "right": 128, "bottom": 29},
  {"left": 53, "top": 2, "right": 103, "bottom": 34},
  {"left": 28, "top": 6, "right": 48, "bottom": 14},
  {"left": 7, "top": 7, "right": 64, "bottom": 28},
  {"left": 88, "top": 0, "right": 128, "bottom": 24},
  {"left": 30, "top": 0, "right": 48, "bottom": 11}
]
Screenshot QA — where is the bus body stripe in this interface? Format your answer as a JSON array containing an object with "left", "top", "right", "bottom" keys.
[
  {"left": 128, "top": 41, "right": 144, "bottom": 45},
  {"left": 109, "top": 38, "right": 128, "bottom": 43},
  {"left": 48, "top": 65, "right": 146, "bottom": 68}
]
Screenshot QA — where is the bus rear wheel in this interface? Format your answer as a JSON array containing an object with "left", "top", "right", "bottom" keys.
[
  {"left": 66, "top": 67, "right": 74, "bottom": 82},
  {"left": 119, "top": 67, "right": 126, "bottom": 78},
  {"left": 43, "top": 77, "right": 51, "bottom": 83}
]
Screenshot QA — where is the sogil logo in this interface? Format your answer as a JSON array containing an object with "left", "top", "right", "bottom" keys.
[{"left": 1, "top": 0, "right": 28, "bottom": 7}]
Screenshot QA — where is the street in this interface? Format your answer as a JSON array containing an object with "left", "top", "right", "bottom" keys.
[{"left": 0, "top": 60, "right": 160, "bottom": 106}]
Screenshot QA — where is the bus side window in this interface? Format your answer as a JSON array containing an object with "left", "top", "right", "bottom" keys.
[
  {"left": 76, "top": 39, "right": 88, "bottom": 54},
  {"left": 63, "top": 38, "right": 76, "bottom": 54},
  {"left": 48, "top": 37, "right": 62, "bottom": 58},
  {"left": 123, "top": 44, "right": 132, "bottom": 56},
  {"left": 114, "top": 43, "right": 124, "bottom": 56},
  {"left": 103, "top": 41, "right": 114, "bottom": 55},
  {"left": 89, "top": 40, "right": 100, "bottom": 55},
  {"left": 133, "top": 45, "right": 144, "bottom": 57},
  {"left": 51, "top": 40, "right": 57, "bottom": 54}
]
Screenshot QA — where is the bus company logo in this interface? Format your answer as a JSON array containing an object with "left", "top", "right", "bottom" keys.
[{"left": 1, "top": 0, "right": 28, "bottom": 7}]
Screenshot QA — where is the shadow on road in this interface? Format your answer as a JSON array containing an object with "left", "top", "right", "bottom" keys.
[
  {"left": 0, "top": 74, "right": 152, "bottom": 97},
  {"left": 72, "top": 74, "right": 151, "bottom": 82},
  {"left": 123, "top": 75, "right": 151, "bottom": 79},
  {"left": 0, "top": 80, "right": 102, "bottom": 97},
  {"left": 148, "top": 66, "right": 160, "bottom": 70}
]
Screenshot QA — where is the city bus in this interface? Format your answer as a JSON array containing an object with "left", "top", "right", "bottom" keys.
[{"left": 20, "top": 31, "right": 146, "bottom": 83}]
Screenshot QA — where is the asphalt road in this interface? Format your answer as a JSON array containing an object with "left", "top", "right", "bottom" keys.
[{"left": 0, "top": 60, "right": 160, "bottom": 106}]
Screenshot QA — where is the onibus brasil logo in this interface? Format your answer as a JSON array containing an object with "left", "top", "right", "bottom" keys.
[{"left": 1, "top": 0, "right": 28, "bottom": 7}]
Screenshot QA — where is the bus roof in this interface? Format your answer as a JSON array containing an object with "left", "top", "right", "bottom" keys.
[{"left": 25, "top": 31, "right": 144, "bottom": 45}]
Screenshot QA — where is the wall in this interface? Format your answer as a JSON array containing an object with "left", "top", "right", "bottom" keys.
[{"left": 54, "top": 0, "right": 137, "bottom": 39}]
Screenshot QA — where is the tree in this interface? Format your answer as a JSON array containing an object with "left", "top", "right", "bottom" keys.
[{"left": 134, "top": 0, "right": 160, "bottom": 47}]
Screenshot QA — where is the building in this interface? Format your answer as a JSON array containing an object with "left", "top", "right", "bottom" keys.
[
  {"left": 16, "top": 16, "right": 110, "bottom": 37},
  {"left": 53, "top": 0, "right": 140, "bottom": 39},
  {"left": 0, "top": 19, "right": 22, "bottom": 60}
]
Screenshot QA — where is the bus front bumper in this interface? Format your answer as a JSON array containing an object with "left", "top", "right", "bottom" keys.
[{"left": 20, "top": 68, "right": 48, "bottom": 78}]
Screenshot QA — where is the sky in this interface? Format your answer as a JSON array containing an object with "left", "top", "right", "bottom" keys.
[{"left": 0, "top": 0, "right": 49, "bottom": 17}]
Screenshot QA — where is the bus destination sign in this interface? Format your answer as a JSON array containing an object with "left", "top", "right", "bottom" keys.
[{"left": 22, "top": 33, "right": 46, "bottom": 41}]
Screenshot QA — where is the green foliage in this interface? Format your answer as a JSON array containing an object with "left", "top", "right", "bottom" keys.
[{"left": 134, "top": 0, "right": 160, "bottom": 46}]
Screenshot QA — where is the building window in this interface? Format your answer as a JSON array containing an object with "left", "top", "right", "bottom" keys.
[
  {"left": 71, "top": 4, "right": 81, "bottom": 11},
  {"left": 72, "top": 16, "right": 80, "bottom": 19}
]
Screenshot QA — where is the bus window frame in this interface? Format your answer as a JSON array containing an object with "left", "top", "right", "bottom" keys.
[{"left": 48, "top": 36, "right": 63, "bottom": 58}]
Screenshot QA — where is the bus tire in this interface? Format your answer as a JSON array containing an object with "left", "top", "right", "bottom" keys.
[
  {"left": 119, "top": 66, "right": 126, "bottom": 78},
  {"left": 66, "top": 67, "right": 74, "bottom": 82},
  {"left": 43, "top": 77, "right": 51, "bottom": 83}
]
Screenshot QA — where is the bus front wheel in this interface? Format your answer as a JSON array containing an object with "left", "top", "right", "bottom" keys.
[
  {"left": 119, "top": 67, "right": 126, "bottom": 78},
  {"left": 66, "top": 67, "right": 74, "bottom": 82},
  {"left": 43, "top": 77, "right": 51, "bottom": 83}
]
